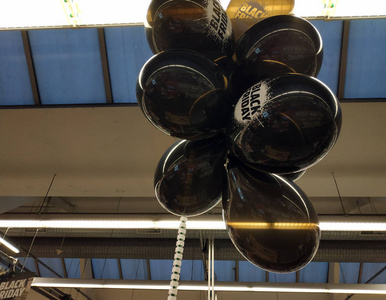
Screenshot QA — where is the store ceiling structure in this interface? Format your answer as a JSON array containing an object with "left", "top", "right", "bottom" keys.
[{"left": 0, "top": 13, "right": 385, "bottom": 300}]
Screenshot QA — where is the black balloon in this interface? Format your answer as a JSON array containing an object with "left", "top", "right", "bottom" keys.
[
  {"left": 155, "top": 136, "right": 228, "bottom": 217},
  {"left": 232, "top": 15, "right": 323, "bottom": 96},
  {"left": 145, "top": 0, "right": 235, "bottom": 61},
  {"left": 223, "top": 157, "right": 320, "bottom": 273},
  {"left": 227, "top": 73, "right": 342, "bottom": 174},
  {"left": 137, "top": 50, "right": 232, "bottom": 140},
  {"left": 278, "top": 169, "right": 306, "bottom": 182}
]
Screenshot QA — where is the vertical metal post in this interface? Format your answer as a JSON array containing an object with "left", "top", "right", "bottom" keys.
[{"left": 337, "top": 20, "right": 351, "bottom": 100}]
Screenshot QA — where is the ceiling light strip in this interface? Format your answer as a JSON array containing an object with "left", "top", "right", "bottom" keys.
[
  {"left": 1, "top": 0, "right": 386, "bottom": 30},
  {"left": 0, "top": 219, "right": 385, "bottom": 231},
  {"left": 31, "top": 278, "right": 386, "bottom": 294},
  {"left": 0, "top": 237, "right": 20, "bottom": 253}
]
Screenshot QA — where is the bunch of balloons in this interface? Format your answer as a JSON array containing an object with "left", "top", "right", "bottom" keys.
[{"left": 136, "top": 0, "right": 342, "bottom": 273}]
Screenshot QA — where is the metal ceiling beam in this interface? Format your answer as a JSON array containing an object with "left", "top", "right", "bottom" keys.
[
  {"left": 98, "top": 28, "right": 113, "bottom": 104},
  {"left": 339, "top": 98, "right": 386, "bottom": 103},
  {"left": 31, "top": 287, "right": 61, "bottom": 300},
  {"left": 337, "top": 20, "right": 350, "bottom": 100},
  {"left": 21, "top": 31, "right": 41, "bottom": 105},
  {"left": 11, "top": 237, "right": 386, "bottom": 262}
]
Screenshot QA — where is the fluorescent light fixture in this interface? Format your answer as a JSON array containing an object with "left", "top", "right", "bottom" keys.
[
  {"left": 0, "top": 215, "right": 384, "bottom": 231},
  {"left": 293, "top": 0, "right": 386, "bottom": 18},
  {"left": 31, "top": 278, "right": 386, "bottom": 294},
  {"left": 0, "top": 0, "right": 231, "bottom": 30},
  {"left": 0, "top": 237, "right": 20, "bottom": 254},
  {"left": 319, "top": 222, "right": 386, "bottom": 231},
  {"left": 0, "top": 220, "right": 226, "bottom": 230},
  {"left": 1, "top": 0, "right": 385, "bottom": 30}
]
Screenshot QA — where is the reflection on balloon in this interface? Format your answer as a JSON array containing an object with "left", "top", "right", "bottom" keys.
[
  {"left": 232, "top": 15, "right": 323, "bottom": 96},
  {"left": 145, "top": 0, "right": 235, "bottom": 61},
  {"left": 137, "top": 50, "right": 232, "bottom": 140},
  {"left": 227, "top": 73, "right": 342, "bottom": 174},
  {"left": 279, "top": 170, "right": 306, "bottom": 182},
  {"left": 225, "top": 0, "right": 295, "bottom": 40},
  {"left": 223, "top": 157, "right": 320, "bottom": 273},
  {"left": 155, "top": 136, "right": 228, "bottom": 217}
]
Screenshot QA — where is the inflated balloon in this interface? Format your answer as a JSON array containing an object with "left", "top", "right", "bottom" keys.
[
  {"left": 226, "top": 0, "right": 295, "bottom": 40},
  {"left": 145, "top": 0, "right": 235, "bottom": 61},
  {"left": 136, "top": 49, "right": 232, "bottom": 140},
  {"left": 223, "top": 157, "right": 320, "bottom": 273},
  {"left": 232, "top": 15, "right": 323, "bottom": 96},
  {"left": 227, "top": 73, "right": 342, "bottom": 174},
  {"left": 155, "top": 136, "right": 228, "bottom": 217},
  {"left": 278, "top": 170, "right": 306, "bottom": 182}
]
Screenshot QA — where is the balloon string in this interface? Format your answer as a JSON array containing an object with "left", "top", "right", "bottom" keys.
[{"left": 167, "top": 215, "right": 187, "bottom": 300}]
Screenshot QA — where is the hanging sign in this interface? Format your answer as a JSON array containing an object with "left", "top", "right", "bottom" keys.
[{"left": 0, "top": 272, "right": 34, "bottom": 300}]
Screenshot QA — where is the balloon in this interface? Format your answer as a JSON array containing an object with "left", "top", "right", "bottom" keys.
[
  {"left": 145, "top": 0, "right": 235, "bottom": 61},
  {"left": 223, "top": 157, "right": 320, "bottom": 273},
  {"left": 227, "top": 73, "right": 342, "bottom": 174},
  {"left": 278, "top": 170, "right": 306, "bottom": 182},
  {"left": 155, "top": 135, "right": 228, "bottom": 217},
  {"left": 226, "top": 0, "right": 295, "bottom": 41},
  {"left": 232, "top": 15, "right": 323, "bottom": 96},
  {"left": 136, "top": 49, "right": 232, "bottom": 140}
]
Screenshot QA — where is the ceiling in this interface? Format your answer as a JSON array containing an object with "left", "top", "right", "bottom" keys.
[{"left": 0, "top": 13, "right": 385, "bottom": 300}]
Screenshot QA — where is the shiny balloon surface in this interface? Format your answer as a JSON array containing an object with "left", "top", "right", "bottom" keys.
[
  {"left": 278, "top": 170, "right": 306, "bottom": 182},
  {"left": 227, "top": 73, "right": 342, "bottom": 174},
  {"left": 145, "top": 0, "right": 235, "bottom": 61},
  {"left": 155, "top": 136, "right": 228, "bottom": 217},
  {"left": 226, "top": 0, "right": 295, "bottom": 40},
  {"left": 232, "top": 15, "right": 323, "bottom": 95},
  {"left": 137, "top": 50, "right": 232, "bottom": 140},
  {"left": 223, "top": 158, "right": 320, "bottom": 273}
]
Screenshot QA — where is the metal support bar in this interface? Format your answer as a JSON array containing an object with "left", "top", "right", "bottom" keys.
[
  {"left": 61, "top": 257, "right": 68, "bottom": 278},
  {"left": 146, "top": 258, "right": 151, "bottom": 280},
  {"left": 31, "top": 287, "right": 60, "bottom": 300},
  {"left": 117, "top": 258, "right": 123, "bottom": 280},
  {"left": 98, "top": 28, "right": 113, "bottom": 104},
  {"left": 34, "top": 258, "right": 41, "bottom": 277},
  {"left": 358, "top": 262, "right": 363, "bottom": 284},
  {"left": 328, "top": 262, "right": 340, "bottom": 284},
  {"left": 234, "top": 261, "right": 239, "bottom": 282},
  {"left": 21, "top": 31, "right": 41, "bottom": 105},
  {"left": 337, "top": 20, "right": 350, "bottom": 99}
]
